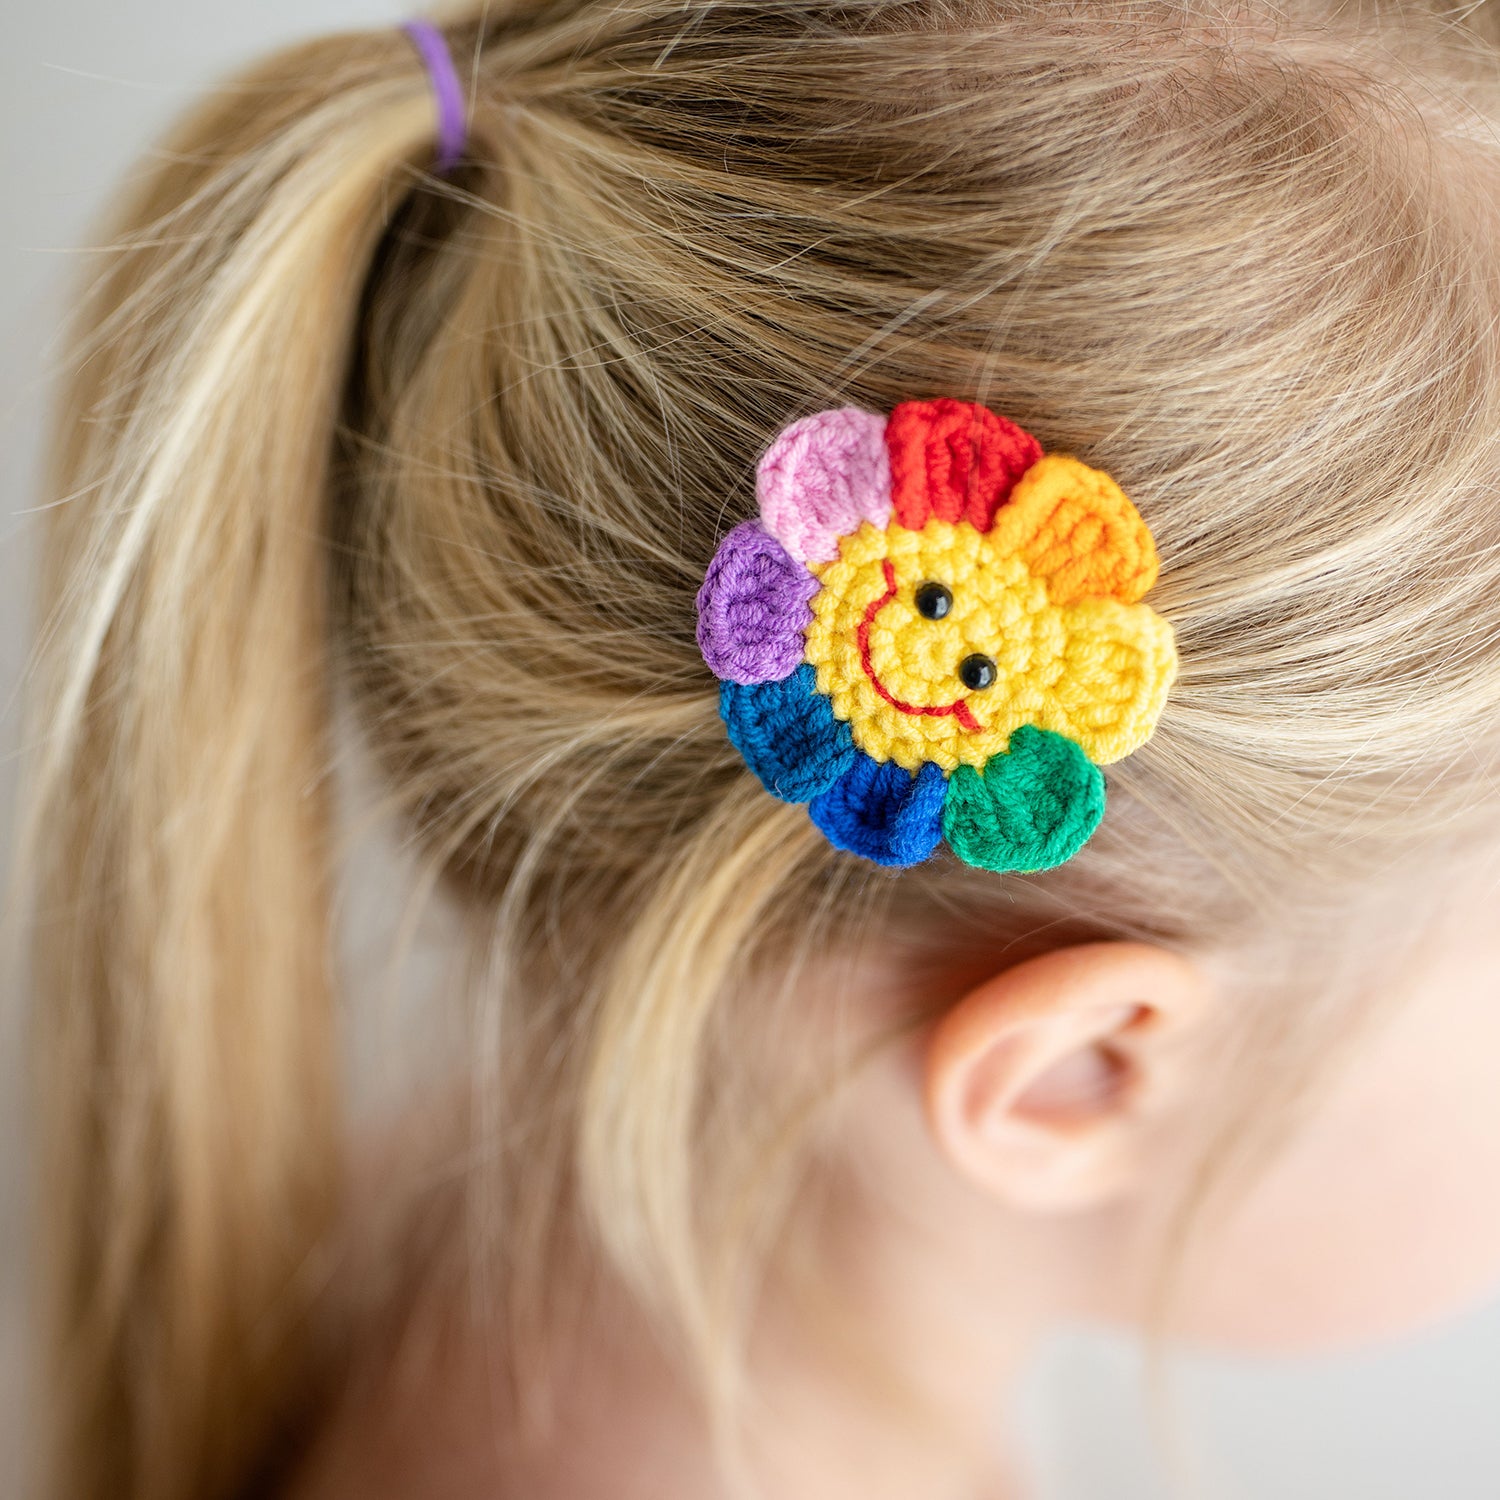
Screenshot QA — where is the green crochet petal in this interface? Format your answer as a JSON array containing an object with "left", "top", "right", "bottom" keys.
[{"left": 941, "top": 726, "right": 1105, "bottom": 873}]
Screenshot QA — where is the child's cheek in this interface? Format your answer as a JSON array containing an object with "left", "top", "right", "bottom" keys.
[{"left": 1167, "top": 914, "right": 1500, "bottom": 1353}]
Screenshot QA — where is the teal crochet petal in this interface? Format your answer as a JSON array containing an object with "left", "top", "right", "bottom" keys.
[
  {"left": 941, "top": 726, "right": 1105, "bottom": 872},
  {"left": 720, "top": 665, "right": 855, "bottom": 802},
  {"left": 809, "top": 754, "right": 946, "bottom": 867}
]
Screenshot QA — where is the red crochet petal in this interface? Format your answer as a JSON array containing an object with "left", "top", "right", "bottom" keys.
[{"left": 885, "top": 399, "right": 1043, "bottom": 532}]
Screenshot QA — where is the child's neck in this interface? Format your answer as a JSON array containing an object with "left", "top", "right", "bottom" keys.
[{"left": 288, "top": 1166, "right": 1083, "bottom": 1500}]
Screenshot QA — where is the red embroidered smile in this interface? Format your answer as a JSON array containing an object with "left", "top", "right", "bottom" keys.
[{"left": 856, "top": 561, "right": 983, "bottom": 733}]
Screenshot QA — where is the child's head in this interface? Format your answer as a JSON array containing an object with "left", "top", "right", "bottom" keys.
[{"left": 24, "top": 2, "right": 1500, "bottom": 1496}]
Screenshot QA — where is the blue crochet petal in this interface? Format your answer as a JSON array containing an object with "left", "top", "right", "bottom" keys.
[
  {"left": 720, "top": 664, "right": 856, "bottom": 803},
  {"left": 808, "top": 754, "right": 947, "bottom": 867}
]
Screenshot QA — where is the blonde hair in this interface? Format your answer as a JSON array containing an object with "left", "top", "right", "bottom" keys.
[{"left": 22, "top": 2, "right": 1500, "bottom": 1496}]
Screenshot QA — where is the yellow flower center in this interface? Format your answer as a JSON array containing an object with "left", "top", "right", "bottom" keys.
[{"left": 805, "top": 519, "right": 1068, "bottom": 773}]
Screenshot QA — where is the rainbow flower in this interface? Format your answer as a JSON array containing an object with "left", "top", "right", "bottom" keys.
[{"left": 697, "top": 400, "right": 1177, "bottom": 871}]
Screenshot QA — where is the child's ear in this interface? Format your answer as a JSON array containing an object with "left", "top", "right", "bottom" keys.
[{"left": 922, "top": 942, "right": 1210, "bottom": 1213}]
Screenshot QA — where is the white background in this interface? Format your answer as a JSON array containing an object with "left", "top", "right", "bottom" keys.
[{"left": 2, "top": 4, "right": 1498, "bottom": 1496}]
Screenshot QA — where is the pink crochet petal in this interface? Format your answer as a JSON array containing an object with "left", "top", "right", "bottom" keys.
[
  {"left": 696, "top": 521, "right": 819, "bottom": 684},
  {"left": 756, "top": 408, "right": 893, "bottom": 564}
]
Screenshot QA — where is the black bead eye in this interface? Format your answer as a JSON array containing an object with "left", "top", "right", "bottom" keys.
[
  {"left": 914, "top": 582, "right": 952, "bottom": 620},
  {"left": 959, "top": 653, "right": 997, "bottom": 691}
]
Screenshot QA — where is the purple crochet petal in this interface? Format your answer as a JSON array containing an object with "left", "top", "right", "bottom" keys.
[
  {"left": 696, "top": 521, "right": 818, "bottom": 684},
  {"left": 756, "top": 408, "right": 893, "bottom": 564}
]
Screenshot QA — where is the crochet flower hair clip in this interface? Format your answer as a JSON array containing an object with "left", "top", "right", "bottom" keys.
[{"left": 696, "top": 399, "right": 1177, "bottom": 872}]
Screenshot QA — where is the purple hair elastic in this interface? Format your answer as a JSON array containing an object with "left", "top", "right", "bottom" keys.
[{"left": 401, "top": 19, "right": 468, "bottom": 174}]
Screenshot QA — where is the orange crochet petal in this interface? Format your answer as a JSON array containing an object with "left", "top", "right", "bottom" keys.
[
  {"left": 885, "top": 398, "right": 1043, "bottom": 533},
  {"left": 989, "top": 454, "right": 1159, "bottom": 605}
]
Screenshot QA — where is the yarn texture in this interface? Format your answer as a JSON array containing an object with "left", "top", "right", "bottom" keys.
[
  {"left": 810, "top": 756, "right": 948, "bottom": 867},
  {"left": 720, "top": 665, "right": 855, "bottom": 802},
  {"left": 941, "top": 726, "right": 1105, "bottom": 872},
  {"left": 697, "top": 400, "right": 1177, "bottom": 871},
  {"left": 886, "top": 397, "right": 1043, "bottom": 532},
  {"left": 757, "top": 407, "right": 892, "bottom": 563},
  {"left": 696, "top": 520, "right": 818, "bottom": 684}
]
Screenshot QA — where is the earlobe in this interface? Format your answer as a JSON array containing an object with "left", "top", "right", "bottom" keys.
[{"left": 922, "top": 942, "right": 1209, "bottom": 1213}]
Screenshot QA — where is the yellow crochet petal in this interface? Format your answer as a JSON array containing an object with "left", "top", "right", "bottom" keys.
[
  {"left": 989, "top": 454, "right": 1159, "bottom": 606},
  {"left": 1035, "top": 598, "right": 1177, "bottom": 765}
]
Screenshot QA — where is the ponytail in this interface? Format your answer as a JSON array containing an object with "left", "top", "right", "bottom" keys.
[{"left": 24, "top": 31, "right": 464, "bottom": 1499}]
